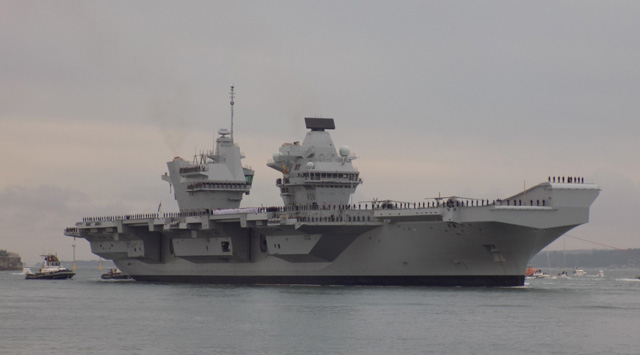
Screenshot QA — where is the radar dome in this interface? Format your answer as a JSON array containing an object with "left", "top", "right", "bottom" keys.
[
  {"left": 339, "top": 145, "right": 350, "bottom": 157},
  {"left": 306, "top": 162, "right": 315, "bottom": 169}
]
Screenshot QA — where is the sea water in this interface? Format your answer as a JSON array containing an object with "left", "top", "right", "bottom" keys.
[{"left": 1, "top": 267, "right": 639, "bottom": 355}]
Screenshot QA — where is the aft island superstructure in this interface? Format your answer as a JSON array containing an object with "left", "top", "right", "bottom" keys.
[{"left": 64, "top": 88, "right": 600, "bottom": 286}]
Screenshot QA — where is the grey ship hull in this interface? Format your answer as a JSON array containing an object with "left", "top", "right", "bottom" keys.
[
  {"left": 114, "top": 223, "right": 570, "bottom": 287},
  {"left": 66, "top": 182, "right": 599, "bottom": 287}
]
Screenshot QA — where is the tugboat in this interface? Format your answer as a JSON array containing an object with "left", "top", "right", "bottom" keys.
[
  {"left": 101, "top": 268, "right": 130, "bottom": 280},
  {"left": 25, "top": 254, "right": 75, "bottom": 280}
]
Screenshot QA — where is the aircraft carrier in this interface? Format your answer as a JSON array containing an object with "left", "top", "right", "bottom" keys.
[{"left": 64, "top": 87, "right": 600, "bottom": 286}]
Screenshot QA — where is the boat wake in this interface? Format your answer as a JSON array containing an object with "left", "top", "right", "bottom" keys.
[
  {"left": 98, "top": 278, "right": 135, "bottom": 282},
  {"left": 616, "top": 278, "right": 640, "bottom": 282}
]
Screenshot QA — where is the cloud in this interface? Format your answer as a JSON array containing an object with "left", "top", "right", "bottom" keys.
[{"left": 0, "top": 185, "right": 94, "bottom": 264}]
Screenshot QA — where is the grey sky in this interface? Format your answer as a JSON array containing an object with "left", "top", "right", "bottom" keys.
[{"left": 1, "top": 1, "right": 639, "bottom": 264}]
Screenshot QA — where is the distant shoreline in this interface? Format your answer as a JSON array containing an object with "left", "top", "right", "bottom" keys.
[{"left": 531, "top": 248, "right": 640, "bottom": 268}]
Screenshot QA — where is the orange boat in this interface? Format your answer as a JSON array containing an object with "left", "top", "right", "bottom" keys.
[{"left": 525, "top": 266, "right": 537, "bottom": 277}]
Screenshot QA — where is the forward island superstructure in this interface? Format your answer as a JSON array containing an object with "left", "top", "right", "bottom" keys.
[
  {"left": 64, "top": 88, "right": 600, "bottom": 286},
  {"left": 161, "top": 87, "right": 254, "bottom": 211}
]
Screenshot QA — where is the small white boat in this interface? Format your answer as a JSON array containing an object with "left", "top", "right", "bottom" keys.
[
  {"left": 101, "top": 268, "right": 131, "bottom": 280},
  {"left": 572, "top": 268, "right": 587, "bottom": 277},
  {"left": 534, "top": 270, "right": 551, "bottom": 279},
  {"left": 525, "top": 267, "right": 551, "bottom": 279},
  {"left": 25, "top": 254, "right": 75, "bottom": 280}
]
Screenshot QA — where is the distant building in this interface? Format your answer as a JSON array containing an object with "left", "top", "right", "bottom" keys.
[{"left": 0, "top": 249, "right": 23, "bottom": 271}]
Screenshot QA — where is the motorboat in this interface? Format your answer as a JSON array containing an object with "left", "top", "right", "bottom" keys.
[
  {"left": 100, "top": 268, "right": 131, "bottom": 280},
  {"left": 525, "top": 267, "right": 551, "bottom": 279},
  {"left": 572, "top": 268, "right": 587, "bottom": 276}
]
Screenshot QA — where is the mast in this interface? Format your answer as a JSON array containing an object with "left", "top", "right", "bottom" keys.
[
  {"left": 72, "top": 237, "right": 76, "bottom": 271},
  {"left": 229, "top": 85, "right": 235, "bottom": 142}
]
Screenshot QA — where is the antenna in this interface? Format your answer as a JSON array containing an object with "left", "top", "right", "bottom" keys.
[{"left": 229, "top": 85, "right": 235, "bottom": 142}]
